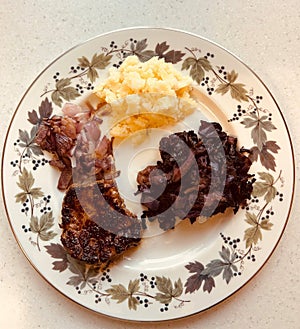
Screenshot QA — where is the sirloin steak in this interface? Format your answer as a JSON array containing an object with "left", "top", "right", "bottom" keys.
[{"left": 61, "top": 179, "right": 142, "bottom": 265}]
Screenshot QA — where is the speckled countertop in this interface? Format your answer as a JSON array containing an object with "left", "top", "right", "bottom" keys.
[{"left": 0, "top": 1, "right": 299, "bottom": 328}]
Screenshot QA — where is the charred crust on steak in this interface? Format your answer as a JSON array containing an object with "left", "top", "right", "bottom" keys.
[
  {"left": 35, "top": 105, "right": 142, "bottom": 266},
  {"left": 61, "top": 179, "right": 142, "bottom": 265},
  {"left": 137, "top": 120, "right": 254, "bottom": 230}
]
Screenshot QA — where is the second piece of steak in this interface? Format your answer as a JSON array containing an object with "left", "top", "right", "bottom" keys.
[{"left": 61, "top": 179, "right": 142, "bottom": 265}]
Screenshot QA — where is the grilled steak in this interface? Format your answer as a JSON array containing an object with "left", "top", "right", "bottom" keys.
[{"left": 61, "top": 179, "right": 142, "bottom": 265}]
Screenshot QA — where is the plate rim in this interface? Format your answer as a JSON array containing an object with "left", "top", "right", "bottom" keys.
[{"left": 1, "top": 26, "right": 296, "bottom": 322}]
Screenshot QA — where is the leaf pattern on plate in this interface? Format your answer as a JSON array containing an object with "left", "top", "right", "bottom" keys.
[
  {"left": 7, "top": 34, "right": 288, "bottom": 316},
  {"left": 78, "top": 53, "right": 113, "bottom": 82},
  {"left": 51, "top": 78, "right": 80, "bottom": 107},
  {"left": 215, "top": 70, "right": 248, "bottom": 102},
  {"left": 184, "top": 261, "right": 215, "bottom": 294},
  {"left": 45, "top": 242, "right": 189, "bottom": 311},
  {"left": 30, "top": 211, "right": 57, "bottom": 249},
  {"left": 241, "top": 113, "right": 277, "bottom": 151},
  {"left": 15, "top": 168, "right": 44, "bottom": 204},
  {"left": 155, "top": 41, "right": 185, "bottom": 63},
  {"left": 249, "top": 141, "right": 280, "bottom": 171},
  {"left": 181, "top": 51, "right": 212, "bottom": 84}
]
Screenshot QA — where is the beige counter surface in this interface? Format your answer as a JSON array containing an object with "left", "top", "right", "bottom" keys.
[{"left": 0, "top": 1, "right": 299, "bottom": 328}]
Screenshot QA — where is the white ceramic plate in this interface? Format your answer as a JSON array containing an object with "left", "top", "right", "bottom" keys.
[{"left": 2, "top": 27, "right": 295, "bottom": 322}]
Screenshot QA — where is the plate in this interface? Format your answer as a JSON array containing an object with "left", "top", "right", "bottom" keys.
[{"left": 2, "top": 27, "right": 295, "bottom": 322}]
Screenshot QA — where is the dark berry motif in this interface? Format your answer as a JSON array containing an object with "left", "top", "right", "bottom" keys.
[
  {"left": 228, "top": 104, "right": 247, "bottom": 122},
  {"left": 53, "top": 72, "right": 60, "bottom": 82},
  {"left": 201, "top": 76, "right": 210, "bottom": 87},
  {"left": 39, "top": 194, "right": 52, "bottom": 214},
  {"left": 206, "top": 87, "right": 214, "bottom": 95},
  {"left": 247, "top": 254, "right": 256, "bottom": 262},
  {"left": 21, "top": 224, "right": 31, "bottom": 233},
  {"left": 100, "top": 269, "right": 112, "bottom": 283},
  {"left": 204, "top": 52, "right": 214, "bottom": 59},
  {"left": 70, "top": 66, "right": 82, "bottom": 74},
  {"left": 160, "top": 304, "right": 169, "bottom": 312},
  {"left": 218, "top": 65, "right": 227, "bottom": 79},
  {"left": 140, "top": 273, "right": 148, "bottom": 282},
  {"left": 112, "top": 61, "right": 124, "bottom": 69},
  {"left": 149, "top": 276, "right": 156, "bottom": 289},
  {"left": 277, "top": 192, "right": 284, "bottom": 202},
  {"left": 32, "top": 158, "right": 48, "bottom": 170},
  {"left": 86, "top": 83, "right": 94, "bottom": 91},
  {"left": 220, "top": 233, "right": 240, "bottom": 249},
  {"left": 20, "top": 198, "right": 30, "bottom": 214},
  {"left": 233, "top": 272, "right": 242, "bottom": 277},
  {"left": 40, "top": 206, "right": 52, "bottom": 214},
  {"left": 76, "top": 84, "right": 84, "bottom": 94},
  {"left": 94, "top": 293, "right": 102, "bottom": 304},
  {"left": 136, "top": 297, "right": 150, "bottom": 308},
  {"left": 10, "top": 160, "right": 19, "bottom": 168},
  {"left": 109, "top": 40, "right": 118, "bottom": 49},
  {"left": 255, "top": 95, "right": 263, "bottom": 104}
]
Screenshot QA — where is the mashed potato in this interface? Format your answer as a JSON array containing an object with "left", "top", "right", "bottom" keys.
[{"left": 94, "top": 55, "right": 197, "bottom": 138}]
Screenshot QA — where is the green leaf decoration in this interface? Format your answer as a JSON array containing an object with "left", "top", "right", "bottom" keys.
[
  {"left": 51, "top": 78, "right": 80, "bottom": 107},
  {"left": 30, "top": 211, "right": 57, "bottom": 241},
  {"left": 155, "top": 276, "right": 183, "bottom": 304},
  {"left": 251, "top": 123, "right": 267, "bottom": 150},
  {"left": 30, "top": 187, "right": 45, "bottom": 200},
  {"left": 181, "top": 57, "right": 212, "bottom": 84},
  {"left": 228, "top": 83, "right": 248, "bottom": 102},
  {"left": 252, "top": 172, "right": 277, "bottom": 203}
]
